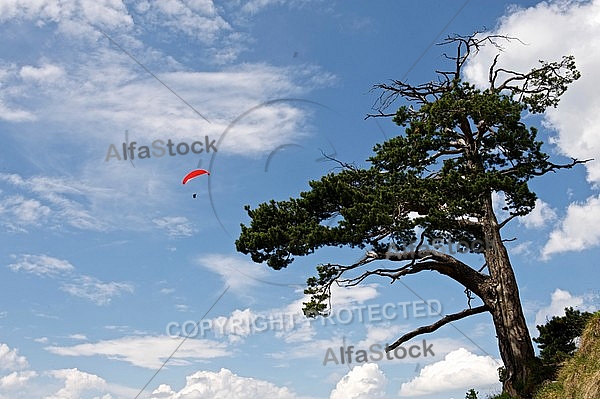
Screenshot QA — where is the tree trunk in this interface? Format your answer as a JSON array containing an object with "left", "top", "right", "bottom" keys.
[{"left": 481, "top": 195, "right": 537, "bottom": 398}]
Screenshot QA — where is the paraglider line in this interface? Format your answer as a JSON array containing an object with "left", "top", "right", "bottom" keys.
[
  {"left": 209, "top": 98, "right": 341, "bottom": 240},
  {"left": 314, "top": 137, "right": 338, "bottom": 163},
  {"left": 207, "top": 98, "right": 342, "bottom": 288},
  {"left": 264, "top": 143, "right": 304, "bottom": 172}
]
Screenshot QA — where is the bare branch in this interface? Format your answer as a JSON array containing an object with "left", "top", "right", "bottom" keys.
[
  {"left": 368, "top": 32, "right": 522, "bottom": 116},
  {"left": 318, "top": 150, "right": 359, "bottom": 172},
  {"left": 498, "top": 214, "right": 518, "bottom": 229},
  {"left": 386, "top": 305, "right": 489, "bottom": 351},
  {"left": 529, "top": 158, "right": 592, "bottom": 176},
  {"left": 335, "top": 248, "right": 492, "bottom": 299}
]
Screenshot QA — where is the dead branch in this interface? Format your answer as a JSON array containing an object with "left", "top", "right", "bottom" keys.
[{"left": 386, "top": 305, "right": 489, "bottom": 351}]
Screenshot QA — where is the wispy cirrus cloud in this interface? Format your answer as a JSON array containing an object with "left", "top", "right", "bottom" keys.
[
  {"left": 152, "top": 216, "right": 197, "bottom": 237},
  {"left": 8, "top": 254, "right": 133, "bottom": 306},
  {"left": 7, "top": 254, "right": 74, "bottom": 277},
  {"left": 45, "top": 335, "right": 229, "bottom": 369},
  {"left": 60, "top": 275, "right": 134, "bottom": 306}
]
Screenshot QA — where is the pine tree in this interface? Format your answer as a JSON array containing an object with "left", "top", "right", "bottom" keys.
[{"left": 236, "top": 33, "right": 585, "bottom": 398}]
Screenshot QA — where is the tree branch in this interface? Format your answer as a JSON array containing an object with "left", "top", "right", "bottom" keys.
[
  {"left": 340, "top": 248, "right": 492, "bottom": 299},
  {"left": 386, "top": 305, "right": 490, "bottom": 351}
]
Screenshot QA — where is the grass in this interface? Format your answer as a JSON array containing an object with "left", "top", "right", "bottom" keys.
[{"left": 533, "top": 311, "right": 600, "bottom": 399}]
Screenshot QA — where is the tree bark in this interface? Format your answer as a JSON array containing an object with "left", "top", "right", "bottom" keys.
[{"left": 481, "top": 194, "right": 537, "bottom": 398}]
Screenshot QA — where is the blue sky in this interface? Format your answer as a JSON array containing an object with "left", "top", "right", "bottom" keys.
[{"left": 1, "top": 0, "right": 600, "bottom": 398}]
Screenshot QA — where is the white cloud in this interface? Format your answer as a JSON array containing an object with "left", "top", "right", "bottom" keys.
[
  {"left": 463, "top": 1, "right": 600, "bottom": 179},
  {"left": 542, "top": 195, "right": 600, "bottom": 258},
  {"left": 463, "top": 0, "right": 600, "bottom": 257},
  {"left": 149, "top": 368, "right": 297, "bottom": 399},
  {"left": 0, "top": 173, "right": 110, "bottom": 232},
  {"left": 534, "top": 288, "right": 597, "bottom": 327},
  {"left": 45, "top": 335, "right": 229, "bottom": 369},
  {"left": 240, "top": 0, "right": 287, "bottom": 15},
  {"left": 270, "top": 284, "right": 380, "bottom": 344},
  {"left": 0, "top": 370, "right": 37, "bottom": 390},
  {"left": 329, "top": 284, "right": 380, "bottom": 308},
  {"left": 7, "top": 253, "right": 132, "bottom": 305},
  {"left": 509, "top": 241, "right": 533, "bottom": 257},
  {"left": 175, "top": 304, "right": 190, "bottom": 312},
  {"left": 67, "top": 334, "right": 87, "bottom": 341},
  {"left": 19, "top": 63, "right": 65, "bottom": 83},
  {"left": 519, "top": 199, "right": 557, "bottom": 229},
  {"left": 277, "top": 283, "right": 380, "bottom": 318},
  {"left": 0, "top": 343, "right": 28, "bottom": 371},
  {"left": 45, "top": 368, "right": 108, "bottom": 399},
  {"left": 398, "top": 348, "right": 501, "bottom": 396},
  {"left": 0, "top": 0, "right": 133, "bottom": 36},
  {"left": 0, "top": 196, "right": 51, "bottom": 230},
  {"left": 8, "top": 254, "right": 75, "bottom": 277},
  {"left": 196, "top": 254, "right": 271, "bottom": 291},
  {"left": 352, "top": 324, "right": 407, "bottom": 351},
  {"left": 0, "top": 100, "right": 35, "bottom": 122},
  {"left": 329, "top": 363, "right": 387, "bottom": 399},
  {"left": 239, "top": 0, "right": 318, "bottom": 16},
  {"left": 60, "top": 275, "right": 134, "bottom": 306},
  {"left": 138, "top": 0, "right": 231, "bottom": 43},
  {"left": 152, "top": 216, "right": 197, "bottom": 237},
  {"left": 491, "top": 191, "right": 509, "bottom": 221}
]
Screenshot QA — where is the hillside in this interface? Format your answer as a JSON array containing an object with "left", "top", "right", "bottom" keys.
[{"left": 534, "top": 311, "right": 600, "bottom": 399}]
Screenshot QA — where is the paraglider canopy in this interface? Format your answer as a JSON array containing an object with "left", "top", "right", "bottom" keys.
[{"left": 182, "top": 169, "right": 210, "bottom": 185}]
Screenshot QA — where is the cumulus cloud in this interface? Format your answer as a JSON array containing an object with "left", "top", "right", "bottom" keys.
[
  {"left": 534, "top": 288, "right": 597, "bottom": 327},
  {"left": 0, "top": 370, "right": 37, "bottom": 390},
  {"left": 463, "top": 0, "right": 600, "bottom": 257},
  {"left": 45, "top": 368, "right": 108, "bottom": 399},
  {"left": 329, "top": 363, "right": 387, "bottom": 399},
  {"left": 19, "top": 63, "right": 65, "bottom": 83},
  {"left": 519, "top": 199, "right": 557, "bottom": 229},
  {"left": 541, "top": 195, "right": 600, "bottom": 258},
  {"left": 399, "top": 348, "right": 501, "bottom": 396},
  {"left": 148, "top": 364, "right": 389, "bottom": 399},
  {"left": 0, "top": 343, "right": 28, "bottom": 371},
  {"left": 149, "top": 368, "right": 297, "bottom": 399}
]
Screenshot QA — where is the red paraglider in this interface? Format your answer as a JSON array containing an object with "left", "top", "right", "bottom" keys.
[{"left": 182, "top": 169, "right": 210, "bottom": 185}]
